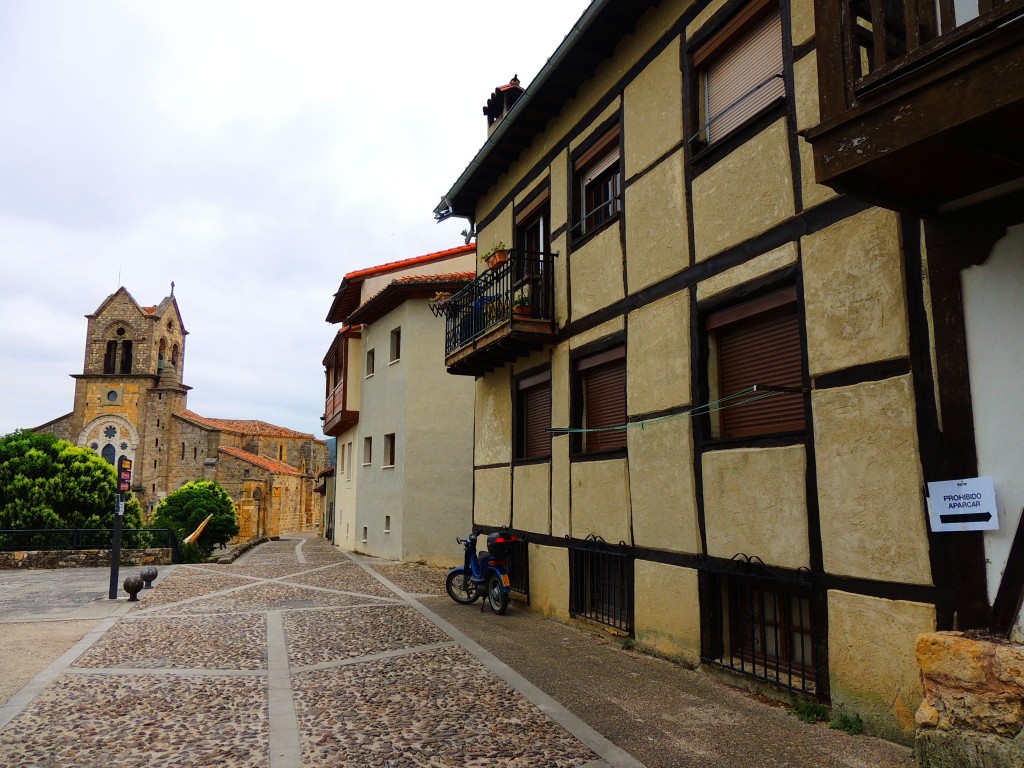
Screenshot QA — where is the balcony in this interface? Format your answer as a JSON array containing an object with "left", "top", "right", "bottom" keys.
[
  {"left": 437, "top": 249, "right": 558, "bottom": 376},
  {"left": 805, "top": 0, "right": 1024, "bottom": 213},
  {"left": 323, "top": 382, "right": 357, "bottom": 437}
]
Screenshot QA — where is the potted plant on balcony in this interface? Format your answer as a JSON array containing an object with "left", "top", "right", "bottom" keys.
[
  {"left": 512, "top": 287, "right": 531, "bottom": 318},
  {"left": 480, "top": 242, "right": 509, "bottom": 270}
]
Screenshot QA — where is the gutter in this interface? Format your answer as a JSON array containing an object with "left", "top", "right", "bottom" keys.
[{"left": 433, "top": 0, "right": 616, "bottom": 223}]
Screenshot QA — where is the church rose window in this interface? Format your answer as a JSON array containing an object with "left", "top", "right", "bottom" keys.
[{"left": 104, "top": 426, "right": 117, "bottom": 439}]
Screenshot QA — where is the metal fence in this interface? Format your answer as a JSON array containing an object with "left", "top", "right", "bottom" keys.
[
  {"left": 442, "top": 249, "right": 555, "bottom": 357},
  {"left": 700, "top": 554, "right": 824, "bottom": 697},
  {"left": 569, "top": 536, "right": 634, "bottom": 634},
  {"left": 0, "top": 528, "right": 179, "bottom": 558},
  {"left": 506, "top": 537, "right": 530, "bottom": 599}
]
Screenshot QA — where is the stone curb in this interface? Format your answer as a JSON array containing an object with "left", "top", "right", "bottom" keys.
[{"left": 215, "top": 536, "right": 269, "bottom": 564}]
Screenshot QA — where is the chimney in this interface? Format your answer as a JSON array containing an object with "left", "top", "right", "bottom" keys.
[{"left": 483, "top": 75, "right": 524, "bottom": 136}]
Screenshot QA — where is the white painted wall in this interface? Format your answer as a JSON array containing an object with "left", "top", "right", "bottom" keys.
[{"left": 961, "top": 223, "right": 1024, "bottom": 638}]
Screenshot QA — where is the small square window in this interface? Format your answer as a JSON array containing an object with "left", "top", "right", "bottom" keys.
[
  {"left": 573, "top": 346, "right": 627, "bottom": 454},
  {"left": 571, "top": 126, "right": 621, "bottom": 243},
  {"left": 365, "top": 349, "right": 375, "bottom": 377},
  {"left": 389, "top": 328, "right": 401, "bottom": 363},
  {"left": 363, "top": 436, "right": 372, "bottom": 465},
  {"left": 692, "top": 3, "right": 784, "bottom": 146},
  {"left": 383, "top": 433, "right": 396, "bottom": 467}
]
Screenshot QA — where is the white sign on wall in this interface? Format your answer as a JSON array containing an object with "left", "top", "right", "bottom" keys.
[{"left": 926, "top": 476, "right": 999, "bottom": 533}]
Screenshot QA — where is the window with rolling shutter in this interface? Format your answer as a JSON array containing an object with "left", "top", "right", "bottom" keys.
[
  {"left": 707, "top": 288, "right": 805, "bottom": 439},
  {"left": 576, "top": 346, "right": 627, "bottom": 453},
  {"left": 693, "top": 3, "right": 784, "bottom": 145},
  {"left": 571, "top": 125, "right": 621, "bottom": 243},
  {"left": 516, "top": 369, "right": 551, "bottom": 460}
]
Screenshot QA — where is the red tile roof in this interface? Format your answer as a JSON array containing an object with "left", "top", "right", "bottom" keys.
[
  {"left": 142, "top": 306, "right": 157, "bottom": 315},
  {"left": 179, "top": 410, "right": 317, "bottom": 439},
  {"left": 218, "top": 446, "right": 301, "bottom": 475},
  {"left": 347, "top": 272, "right": 475, "bottom": 325},
  {"left": 326, "top": 244, "right": 475, "bottom": 323}
]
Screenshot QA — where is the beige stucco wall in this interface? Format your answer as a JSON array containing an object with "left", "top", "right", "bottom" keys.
[
  {"left": 528, "top": 543, "right": 571, "bottom": 621},
  {"left": 571, "top": 458, "right": 632, "bottom": 544},
  {"left": 634, "top": 562, "right": 701, "bottom": 664},
  {"left": 697, "top": 242, "right": 799, "bottom": 301},
  {"left": 512, "top": 462, "right": 551, "bottom": 534},
  {"left": 790, "top": 0, "right": 816, "bottom": 46},
  {"left": 627, "top": 291, "right": 690, "bottom": 414},
  {"left": 703, "top": 445, "right": 810, "bottom": 569},
  {"left": 474, "top": 367, "right": 512, "bottom": 466},
  {"left": 625, "top": 150, "right": 689, "bottom": 292},
  {"left": 628, "top": 419, "right": 701, "bottom": 553},
  {"left": 814, "top": 375, "right": 932, "bottom": 584},
  {"left": 570, "top": 226, "right": 625, "bottom": 320},
  {"left": 473, "top": 467, "right": 511, "bottom": 528},
  {"left": 828, "top": 590, "right": 935, "bottom": 743},
  {"left": 551, "top": 435, "right": 571, "bottom": 538},
  {"left": 568, "top": 319, "right": 624, "bottom": 350},
  {"left": 475, "top": 207, "right": 513, "bottom": 278},
  {"left": 623, "top": 42, "right": 683, "bottom": 177},
  {"left": 692, "top": 119, "right": 796, "bottom": 261},
  {"left": 802, "top": 207, "right": 909, "bottom": 377}
]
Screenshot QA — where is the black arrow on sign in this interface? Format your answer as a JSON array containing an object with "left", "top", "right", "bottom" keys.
[{"left": 939, "top": 512, "right": 992, "bottom": 524}]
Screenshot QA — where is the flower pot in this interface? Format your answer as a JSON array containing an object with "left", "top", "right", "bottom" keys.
[
  {"left": 485, "top": 249, "right": 509, "bottom": 269},
  {"left": 513, "top": 304, "right": 532, "bottom": 318}
]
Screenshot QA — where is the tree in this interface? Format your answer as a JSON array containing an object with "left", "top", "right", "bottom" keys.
[
  {"left": 150, "top": 480, "right": 239, "bottom": 557},
  {"left": 0, "top": 430, "right": 142, "bottom": 530}
]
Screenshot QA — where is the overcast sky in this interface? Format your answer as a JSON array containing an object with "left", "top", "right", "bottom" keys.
[{"left": 0, "top": 0, "right": 592, "bottom": 440}]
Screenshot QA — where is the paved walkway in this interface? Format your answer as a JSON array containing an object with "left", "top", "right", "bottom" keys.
[{"left": 0, "top": 536, "right": 917, "bottom": 767}]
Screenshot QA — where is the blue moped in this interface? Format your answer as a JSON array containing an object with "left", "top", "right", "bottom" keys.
[{"left": 445, "top": 530, "right": 518, "bottom": 614}]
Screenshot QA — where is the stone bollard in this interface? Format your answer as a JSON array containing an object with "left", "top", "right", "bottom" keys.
[
  {"left": 123, "top": 575, "right": 144, "bottom": 601},
  {"left": 140, "top": 566, "right": 158, "bottom": 589}
]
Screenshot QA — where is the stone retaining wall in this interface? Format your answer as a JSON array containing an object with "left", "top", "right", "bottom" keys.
[
  {"left": 915, "top": 631, "right": 1024, "bottom": 767},
  {"left": 0, "top": 548, "right": 174, "bottom": 570}
]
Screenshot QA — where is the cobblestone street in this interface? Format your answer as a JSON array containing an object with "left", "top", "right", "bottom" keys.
[
  {"left": 0, "top": 535, "right": 917, "bottom": 768},
  {"left": 0, "top": 536, "right": 620, "bottom": 768}
]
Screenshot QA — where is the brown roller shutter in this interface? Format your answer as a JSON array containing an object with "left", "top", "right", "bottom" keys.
[
  {"left": 583, "top": 358, "right": 627, "bottom": 451},
  {"left": 523, "top": 381, "right": 552, "bottom": 458},
  {"left": 716, "top": 303, "right": 804, "bottom": 438}
]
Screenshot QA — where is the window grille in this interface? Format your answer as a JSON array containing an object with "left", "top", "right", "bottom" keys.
[
  {"left": 505, "top": 537, "right": 530, "bottom": 598},
  {"left": 569, "top": 537, "right": 633, "bottom": 634},
  {"left": 700, "top": 554, "right": 824, "bottom": 697}
]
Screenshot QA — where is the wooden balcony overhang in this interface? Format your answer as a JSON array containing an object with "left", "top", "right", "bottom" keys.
[
  {"left": 445, "top": 317, "right": 558, "bottom": 377},
  {"left": 323, "top": 408, "right": 358, "bottom": 437},
  {"left": 806, "top": 2, "right": 1024, "bottom": 214}
]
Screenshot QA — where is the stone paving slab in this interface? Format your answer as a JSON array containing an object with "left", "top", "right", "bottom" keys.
[
  {"left": 373, "top": 563, "right": 450, "bottom": 597},
  {"left": 75, "top": 613, "right": 267, "bottom": 670},
  {"left": 291, "top": 645, "right": 598, "bottom": 768},
  {"left": 282, "top": 563, "right": 399, "bottom": 598},
  {"left": 156, "top": 581, "right": 374, "bottom": 615},
  {"left": 126, "top": 566, "right": 256, "bottom": 609},
  {"left": 284, "top": 605, "right": 451, "bottom": 668},
  {"left": 0, "top": 673, "right": 269, "bottom": 768}
]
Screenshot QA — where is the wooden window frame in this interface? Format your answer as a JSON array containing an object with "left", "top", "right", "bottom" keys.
[
  {"left": 570, "top": 125, "right": 622, "bottom": 244},
  {"left": 572, "top": 345, "right": 627, "bottom": 456},
  {"left": 515, "top": 369, "right": 552, "bottom": 461},
  {"left": 690, "top": 0, "right": 784, "bottom": 148},
  {"left": 705, "top": 287, "right": 806, "bottom": 441}
]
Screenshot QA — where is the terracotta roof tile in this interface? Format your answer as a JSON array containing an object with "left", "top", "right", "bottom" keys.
[
  {"left": 347, "top": 272, "right": 475, "bottom": 325},
  {"left": 218, "top": 446, "right": 301, "bottom": 475},
  {"left": 179, "top": 410, "right": 317, "bottom": 440},
  {"left": 342, "top": 245, "right": 475, "bottom": 281}
]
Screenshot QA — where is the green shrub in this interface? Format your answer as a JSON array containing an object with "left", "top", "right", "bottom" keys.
[
  {"left": 830, "top": 712, "right": 864, "bottom": 735},
  {"left": 792, "top": 698, "right": 829, "bottom": 724},
  {"left": 178, "top": 541, "right": 206, "bottom": 564}
]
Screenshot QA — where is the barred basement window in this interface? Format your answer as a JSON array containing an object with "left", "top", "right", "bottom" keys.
[
  {"left": 700, "top": 555, "right": 821, "bottom": 696},
  {"left": 569, "top": 539, "right": 633, "bottom": 634},
  {"left": 506, "top": 537, "right": 530, "bottom": 598}
]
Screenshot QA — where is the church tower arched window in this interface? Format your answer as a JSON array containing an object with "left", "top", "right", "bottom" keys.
[
  {"left": 104, "top": 341, "right": 118, "bottom": 374},
  {"left": 158, "top": 339, "right": 166, "bottom": 371},
  {"left": 101, "top": 444, "right": 116, "bottom": 465},
  {"left": 171, "top": 343, "right": 179, "bottom": 367},
  {"left": 120, "top": 340, "right": 133, "bottom": 374}
]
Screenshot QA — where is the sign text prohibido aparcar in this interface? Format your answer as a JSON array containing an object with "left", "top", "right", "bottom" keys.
[{"left": 926, "top": 476, "right": 999, "bottom": 533}]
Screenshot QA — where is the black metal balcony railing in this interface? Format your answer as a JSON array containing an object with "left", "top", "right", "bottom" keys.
[{"left": 438, "top": 249, "right": 556, "bottom": 358}]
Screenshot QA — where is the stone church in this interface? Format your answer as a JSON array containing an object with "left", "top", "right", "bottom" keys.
[{"left": 35, "top": 287, "right": 329, "bottom": 540}]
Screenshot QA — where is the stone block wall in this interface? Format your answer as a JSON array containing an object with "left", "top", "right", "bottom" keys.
[
  {"left": 915, "top": 631, "right": 1024, "bottom": 767},
  {"left": 0, "top": 548, "right": 174, "bottom": 569}
]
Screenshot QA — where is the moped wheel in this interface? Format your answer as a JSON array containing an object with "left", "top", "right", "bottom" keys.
[
  {"left": 486, "top": 574, "right": 509, "bottom": 615},
  {"left": 446, "top": 569, "right": 479, "bottom": 604}
]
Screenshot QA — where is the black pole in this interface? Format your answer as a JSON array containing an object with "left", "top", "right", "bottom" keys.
[{"left": 108, "top": 492, "right": 123, "bottom": 599}]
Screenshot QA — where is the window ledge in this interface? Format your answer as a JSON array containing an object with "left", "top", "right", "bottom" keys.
[
  {"left": 568, "top": 214, "right": 620, "bottom": 251},
  {"left": 701, "top": 432, "right": 805, "bottom": 451},
  {"left": 513, "top": 455, "right": 551, "bottom": 467},
  {"left": 382, "top": 464, "right": 395, "bottom": 470},
  {"left": 388, "top": 359, "right": 400, "bottom": 365},
  {"left": 570, "top": 448, "right": 627, "bottom": 463}
]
